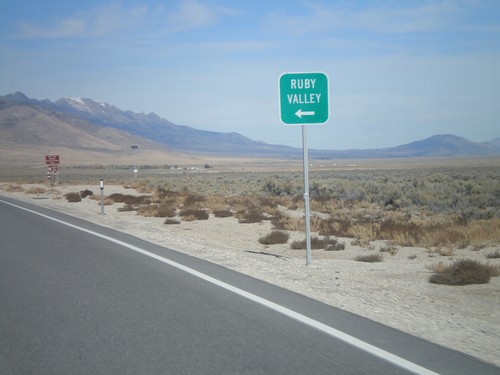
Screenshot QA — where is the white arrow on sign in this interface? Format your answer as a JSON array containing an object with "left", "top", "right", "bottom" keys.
[{"left": 295, "top": 109, "right": 315, "bottom": 118}]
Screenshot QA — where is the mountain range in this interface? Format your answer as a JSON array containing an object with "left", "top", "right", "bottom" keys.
[{"left": 1, "top": 92, "right": 499, "bottom": 164}]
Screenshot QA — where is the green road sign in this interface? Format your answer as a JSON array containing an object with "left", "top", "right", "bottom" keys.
[{"left": 279, "top": 72, "right": 329, "bottom": 125}]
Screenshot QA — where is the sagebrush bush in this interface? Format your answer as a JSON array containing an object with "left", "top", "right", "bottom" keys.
[
  {"left": 290, "top": 236, "right": 339, "bottom": 250},
  {"left": 64, "top": 192, "right": 81, "bottom": 202},
  {"left": 258, "top": 231, "right": 289, "bottom": 245},
  {"left": 429, "top": 259, "right": 498, "bottom": 285},
  {"left": 80, "top": 189, "right": 93, "bottom": 198}
]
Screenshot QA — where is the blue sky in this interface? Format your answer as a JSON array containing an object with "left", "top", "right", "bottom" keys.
[{"left": 1, "top": 0, "right": 499, "bottom": 149}]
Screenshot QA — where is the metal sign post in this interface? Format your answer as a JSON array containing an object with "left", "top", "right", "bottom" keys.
[
  {"left": 279, "top": 72, "right": 329, "bottom": 265},
  {"left": 302, "top": 126, "right": 312, "bottom": 265}
]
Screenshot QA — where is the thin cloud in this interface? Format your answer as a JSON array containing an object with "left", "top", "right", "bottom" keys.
[
  {"left": 262, "top": 1, "right": 490, "bottom": 36},
  {"left": 16, "top": 2, "right": 148, "bottom": 39},
  {"left": 164, "top": 0, "right": 218, "bottom": 34},
  {"left": 16, "top": 0, "right": 235, "bottom": 39}
]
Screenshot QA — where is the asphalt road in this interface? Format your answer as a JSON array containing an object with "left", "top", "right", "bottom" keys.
[{"left": 0, "top": 197, "right": 498, "bottom": 374}]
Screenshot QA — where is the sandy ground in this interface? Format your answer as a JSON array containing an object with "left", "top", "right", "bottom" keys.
[{"left": 1, "top": 183, "right": 499, "bottom": 367}]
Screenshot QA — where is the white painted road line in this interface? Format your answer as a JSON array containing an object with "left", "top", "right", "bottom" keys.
[{"left": 1, "top": 199, "right": 440, "bottom": 375}]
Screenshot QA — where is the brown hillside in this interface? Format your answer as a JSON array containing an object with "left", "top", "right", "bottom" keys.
[{"left": 0, "top": 104, "right": 198, "bottom": 165}]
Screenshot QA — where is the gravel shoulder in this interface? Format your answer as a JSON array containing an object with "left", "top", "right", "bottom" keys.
[{"left": 1, "top": 183, "right": 499, "bottom": 367}]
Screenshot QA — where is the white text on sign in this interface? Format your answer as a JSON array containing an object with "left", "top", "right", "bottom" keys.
[
  {"left": 290, "top": 78, "right": 316, "bottom": 89},
  {"left": 287, "top": 78, "right": 322, "bottom": 105}
]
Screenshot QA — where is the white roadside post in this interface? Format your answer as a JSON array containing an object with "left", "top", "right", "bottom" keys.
[
  {"left": 99, "top": 178, "right": 105, "bottom": 215},
  {"left": 279, "top": 72, "right": 330, "bottom": 265},
  {"left": 131, "top": 145, "right": 138, "bottom": 178}
]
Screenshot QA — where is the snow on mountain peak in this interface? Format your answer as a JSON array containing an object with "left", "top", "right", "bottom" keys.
[{"left": 59, "top": 97, "right": 109, "bottom": 114}]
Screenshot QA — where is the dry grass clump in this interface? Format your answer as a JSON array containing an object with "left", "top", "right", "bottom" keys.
[
  {"left": 157, "top": 202, "right": 177, "bottom": 218},
  {"left": 354, "top": 253, "right": 383, "bottom": 262},
  {"left": 258, "top": 231, "right": 289, "bottom": 245},
  {"left": 3, "top": 184, "right": 24, "bottom": 192},
  {"left": 25, "top": 187, "right": 47, "bottom": 194},
  {"left": 154, "top": 188, "right": 182, "bottom": 201},
  {"left": 315, "top": 212, "right": 499, "bottom": 249},
  {"left": 126, "top": 182, "right": 153, "bottom": 194},
  {"left": 137, "top": 204, "right": 159, "bottom": 217},
  {"left": 64, "top": 192, "right": 81, "bottom": 202},
  {"left": 429, "top": 259, "right": 499, "bottom": 285}
]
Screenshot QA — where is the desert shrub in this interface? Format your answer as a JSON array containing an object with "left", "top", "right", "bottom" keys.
[
  {"left": 262, "top": 179, "right": 295, "bottom": 196},
  {"left": 354, "top": 253, "right": 383, "bottom": 262},
  {"left": 80, "top": 189, "right": 93, "bottom": 198},
  {"left": 325, "top": 238, "right": 345, "bottom": 251},
  {"left": 238, "top": 206, "right": 265, "bottom": 223},
  {"left": 213, "top": 209, "right": 233, "bottom": 218},
  {"left": 180, "top": 208, "right": 209, "bottom": 221},
  {"left": 290, "top": 236, "right": 338, "bottom": 250},
  {"left": 64, "top": 192, "right": 81, "bottom": 202},
  {"left": 108, "top": 193, "right": 150, "bottom": 205},
  {"left": 164, "top": 218, "right": 181, "bottom": 225},
  {"left": 485, "top": 250, "right": 500, "bottom": 259},
  {"left": 259, "top": 231, "right": 289, "bottom": 245},
  {"left": 429, "top": 259, "right": 499, "bottom": 285}
]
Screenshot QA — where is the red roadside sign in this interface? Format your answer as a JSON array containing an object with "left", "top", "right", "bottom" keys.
[{"left": 45, "top": 155, "right": 60, "bottom": 164}]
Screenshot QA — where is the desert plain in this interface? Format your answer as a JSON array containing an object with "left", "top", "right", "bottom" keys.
[{"left": 1, "top": 157, "right": 499, "bottom": 367}]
